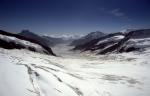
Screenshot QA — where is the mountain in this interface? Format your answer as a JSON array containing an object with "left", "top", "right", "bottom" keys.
[
  {"left": 72, "top": 29, "right": 150, "bottom": 54},
  {"left": 0, "top": 30, "right": 56, "bottom": 56},
  {"left": 120, "top": 29, "right": 150, "bottom": 38},
  {"left": 70, "top": 31, "right": 106, "bottom": 46},
  {"left": 18, "top": 30, "right": 56, "bottom": 46},
  {"left": 72, "top": 32, "right": 124, "bottom": 51}
]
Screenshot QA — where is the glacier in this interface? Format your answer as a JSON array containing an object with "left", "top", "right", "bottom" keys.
[{"left": 0, "top": 31, "right": 150, "bottom": 96}]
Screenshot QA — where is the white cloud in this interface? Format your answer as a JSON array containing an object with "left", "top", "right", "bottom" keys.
[
  {"left": 110, "top": 9, "right": 125, "bottom": 17},
  {"left": 100, "top": 8, "right": 131, "bottom": 21}
]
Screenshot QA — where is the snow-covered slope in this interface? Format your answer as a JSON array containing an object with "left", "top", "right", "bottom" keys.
[
  {"left": 0, "top": 44, "right": 150, "bottom": 96},
  {"left": 0, "top": 34, "right": 47, "bottom": 53},
  {"left": 0, "top": 30, "right": 56, "bottom": 56}
]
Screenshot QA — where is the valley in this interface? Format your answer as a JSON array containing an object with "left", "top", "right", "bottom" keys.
[
  {"left": 0, "top": 29, "right": 150, "bottom": 96},
  {"left": 1, "top": 0, "right": 150, "bottom": 95}
]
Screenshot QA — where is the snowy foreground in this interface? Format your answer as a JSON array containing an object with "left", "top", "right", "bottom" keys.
[{"left": 0, "top": 44, "right": 150, "bottom": 96}]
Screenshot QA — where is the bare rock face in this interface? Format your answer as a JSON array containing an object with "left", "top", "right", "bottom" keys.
[{"left": 0, "top": 30, "right": 56, "bottom": 56}]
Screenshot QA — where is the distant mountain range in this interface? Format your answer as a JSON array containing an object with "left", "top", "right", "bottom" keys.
[{"left": 48, "top": 34, "right": 83, "bottom": 40}]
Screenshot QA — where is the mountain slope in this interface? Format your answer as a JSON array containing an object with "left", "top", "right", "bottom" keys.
[
  {"left": 0, "top": 30, "right": 56, "bottom": 56},
  {"left": 70, "top": 31, "right": 106, "bottom": 46},
  {"left": 72, "top": 29, "right": 150, "bottom": 55},
  {"left": 72, "top": 32, "right": 124, "bottom": 51},
  {"left": 18, "top": 30, "right": 55, "bottom": 46}
]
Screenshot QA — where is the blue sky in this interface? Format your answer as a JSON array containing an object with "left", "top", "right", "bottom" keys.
[{"left": 0, "top": 0, "right": 150, "bottom": 35}]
